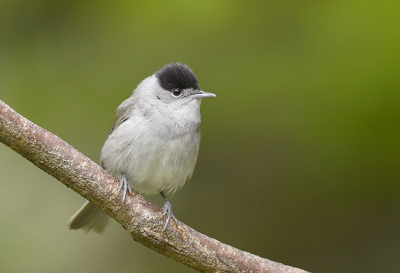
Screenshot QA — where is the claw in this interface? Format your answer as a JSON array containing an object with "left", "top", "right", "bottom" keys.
[
  {"left": 160, "top": 191, "right": 177, "bottom": 231},
  {"left": 117, "top": 173, "right": 131, "bottom": 206}
]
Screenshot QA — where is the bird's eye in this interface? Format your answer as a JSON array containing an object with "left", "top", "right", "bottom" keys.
[{"left": 171, "top": 88, "right": 182, "bottom": 97}]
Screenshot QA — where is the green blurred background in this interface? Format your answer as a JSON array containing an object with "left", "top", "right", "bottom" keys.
[{"left": 1, "top": 1, "right": 399, "bottom": 272}]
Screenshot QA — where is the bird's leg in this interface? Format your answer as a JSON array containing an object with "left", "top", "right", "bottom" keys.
[
  {"left": 117, "top": 173, "right": 132, "bottom": 205},
  {"left": 160, "top": 191, "right": 177, "bottom": 231}
]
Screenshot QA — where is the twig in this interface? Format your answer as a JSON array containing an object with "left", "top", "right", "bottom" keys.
[{"left": 0, "top": 100, "right": 309, "bottom": 273}]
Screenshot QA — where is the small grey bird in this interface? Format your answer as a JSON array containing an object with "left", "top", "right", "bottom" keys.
[{"left": 68, "top": 63, "right": 215, "bottom": 234}]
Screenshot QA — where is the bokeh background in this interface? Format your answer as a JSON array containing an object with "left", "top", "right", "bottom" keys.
[{"left": 1, "top": 1, "right": 399, "bottom": 272}]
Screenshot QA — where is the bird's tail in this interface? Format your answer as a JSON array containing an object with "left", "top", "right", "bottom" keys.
[{"left": 68, "top": 201, "right": 111, "bottom": 234}]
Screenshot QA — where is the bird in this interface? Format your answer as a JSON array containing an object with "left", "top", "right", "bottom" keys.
[{"left": 68, "top": 63, "right": 215, "bottom": 234}]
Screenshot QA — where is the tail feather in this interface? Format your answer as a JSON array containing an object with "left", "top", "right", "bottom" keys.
[{"left": 68, "top": 201, "right": 111, "bottom": 234}]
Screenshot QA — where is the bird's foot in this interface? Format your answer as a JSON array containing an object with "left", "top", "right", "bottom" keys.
[
  {"left": 117, "top": 173, "right": 132, "bottom": 206},
  {"left": 162, "top": 201, "right": 177, "bottom": 232},
  {"left": 160, "top": 191, "right": 177, "bottom": 231}
]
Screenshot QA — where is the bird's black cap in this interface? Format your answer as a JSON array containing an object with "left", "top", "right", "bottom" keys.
[{"left": 155, "top": 63, "right": 200, "bottom": 91}]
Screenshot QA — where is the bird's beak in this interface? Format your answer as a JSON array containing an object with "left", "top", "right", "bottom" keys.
[{"left": 192, "top": 91, "right": 216, "bottom": 100}]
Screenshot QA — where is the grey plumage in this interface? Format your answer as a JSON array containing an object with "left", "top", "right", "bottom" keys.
[
  {"left": 68, "top": 63, "right": 215, "bottom": 234},
  {"left": 68, "top": 201, "right": 110, "bottom": 234}
]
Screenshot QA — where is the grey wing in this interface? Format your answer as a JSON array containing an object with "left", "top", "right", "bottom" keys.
[
  {"left": 101, "top": 96, "right": 137, "bottom": 169},
  {"left": 107, "top": 96, "right": 137, "bottom": 136}
]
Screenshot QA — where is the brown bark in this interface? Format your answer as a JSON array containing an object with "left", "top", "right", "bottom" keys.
[{"left": 0, "top": 100, "right": 309, "bottom": 273}]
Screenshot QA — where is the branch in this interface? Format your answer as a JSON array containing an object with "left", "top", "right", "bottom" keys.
[{"left": 0, "top": 100, "right": 309, "bottom": 273}]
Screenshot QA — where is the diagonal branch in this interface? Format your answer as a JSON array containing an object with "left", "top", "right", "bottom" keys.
[{"left": 0, "top": 100, "right": 309, "bottom": 273}]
